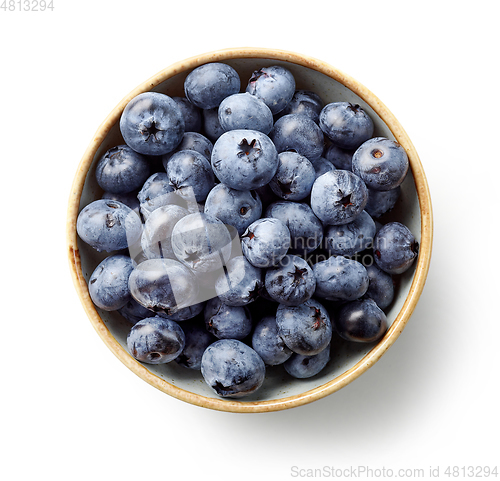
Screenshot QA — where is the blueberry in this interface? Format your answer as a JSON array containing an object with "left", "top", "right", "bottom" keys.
[
  {"left": 215, "top": 255, "right": 263, "bottom": 307},
  {"left": 137, "top": 172, "right": 177, "bottom": 218},
  {"left": 312, "top": 256, "right": 369, "bottom": 301},
  {"left": 265, "top": 255, "right": 316, "bottom": 306},
  {"left": 171, "top": 213, "right": 232, "bottom": 273},
  {"left": 335, "top": 298, "right": 388, "bottom": 343},
  {"left": 184, "top": 63, "right": 240, "bottom": 110},
  {"left": 127, "top": 316, "right": 185, "bottom": 364},
  {"left": 172, "top": 97, "right": 202, "bottom": 133},
  {"left": 204, "top": 297, "right": 252, "bottom": 340},
  {"left": 158, "top": 301, "right": 205, "bottom": 322},
  {"left": 120, "top": 92, "right": 184, "bottom": 156},
  {"left": 284, "top": 345, "right": 331, "bottom": 379},
  {"left": 201, "top": 339, "right": 265, "bottom": 398},
  {"left": 246, "top": 65, "right": 295, "bottom": 115},
  {"left": 95, "top": 145, "right": 150, "bottom": 194},
  {"left": 162, "top": 132, "right": 213, "bottom": 164},
  {"left": 373, "top": 222, "right": 419, "bottom": 274},
  {"left": 319, "top": 102, "right": 374, "bottom": 150},
  {"left": 165, "top": 150, "right": 215, "bottom": 203},
  {"left": 265, "top": 201, "right": 323, "bottom": 254},
  {"left": 202, "top": 107, "right": 225, "bottom": 142},
  {"left": 310, "top": 169, "right": 368, "bottom": 225},
  {"left": 324, "top": 143, "right": 354, "bottom": 170},
  {"left": 128, "top": 258, "right": 198, "bottom": 316},
  {"left": 365, "top": 263, "right": 394, "bottom": 310},
  {"left": 241, "top": 218, "right": 291, "bottom": 268},
  {"left": 118, "top": 298, "right": 155, "bottom": 324},
  {"left": 175, "top": 321, "right": 215, "bottom": 370},
  {"left": 280, "top": 90, "right": 324, "bottom": 124},
  {"left": 77, "top": 199, "right": 142, "bottom": 252},
  {"left": 270, "top": 114, "right": 324, "bottom": 161},
  {"left": 312, "top": 157, "right": 336, "bottom": 180},
  {"left": 323, "top": 210, "right": 376, "bottom": 256},
  {"left": 365, "top": 186, "right": 401, "bottom": 218},
  {"left": 88, "top": 255, "right": 134, "bottom": 311},
  {"left": 254, "top": 183, "right": 279, "bottom": 209},
  {"left": 211, "top": 129, "right": 279, "bottom": 191},
  {"left": 276, "top": 299, "right": 332, "bottom": 356},
  {"left": 269, "top": 152, "right": 316, "bottom": 201},
  {"left": 204, "top": 183, "right": 262, "bottom": 236},
  {"left": 252, "top": 315, "right": 292, "bottom": 366},
  {"left": 352, "top": 137, "right": 409, "bottom": 191},
  {"left": 218, "top": 92, "right": 273, "bottom": 134},
  {"left": 140, "top": 204, "right": 189, "bottom": 259}
]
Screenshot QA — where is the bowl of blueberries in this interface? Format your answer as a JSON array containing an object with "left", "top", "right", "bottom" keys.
[{"left": 67, "top": 47, "right": 433, "bottom": 413}]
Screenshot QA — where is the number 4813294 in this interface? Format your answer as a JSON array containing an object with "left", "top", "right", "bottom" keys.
[{"left": 1, "top": 0, "right": 54, "bottom": 11}]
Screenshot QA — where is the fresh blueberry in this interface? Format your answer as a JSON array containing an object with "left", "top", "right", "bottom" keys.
[
  {"left": 335, "top": 298, "right": 388, "bottom": 343},
  {"left": 127, "top": 316, "right": 185, "bottom": 364},
  {"left": 211, "top": 129, "right": 279, "bottom": 191},
  {"left": 204, "top": 297, "right": 252, "bottom": 340},
  {"left": 323, "top": 210, "right": 376, "bottom": 256},
  {"left": 165, "top": 150, "right": 215, "bottom": 203},
  {"left": 137, "top": 172, "right": 177, "bottom": 218},
  {"left": 158, "top": 301, "right": 205, "bottom": 322},
  {"left": 312, "top": 256, "right": 369, "bottom": 301},
  {"left": 172, "top": 97, "right": 202, "bottom": 133},
  {"left": 162, "top": 131, "right": 213, "bottom": 164},
  {"left": 310, "top": 169, "right": 368, "bottom": 225},
  {"left": 324, "top": 143, "right": 354, "bottom": 170},
  {"left": 312, "top": 157, "right": 336, "bottom": 180},
  {"left": 175, "top": 321, "right": 215, "bottom": 370},
  {"left": 269, "top": 152, "right": 316, "bottom": 201},
  {"left": 280, "top": 90, "right": 324, "bottom": 124},
  {"left": 352, "top": 137, "right": 409, "bottom": 191},
  {"left": 88, "top": 255, "right": 134, "bottom": 311},
  {"left": 215, "top": 255, "right": 263, "bottom": 307},
  {"left": 284, "top": 345, "right": 331, "bottom": 378},
  {"left": 202, "top": 107, "right": 225, "bottom": 142},
  {"left": 276, "top": 299, "right": 332, "bottom": 355},
  {"left": 184, "top": 63, "right": 240, "bottom": 110},
  {"left": 373, "top": 222, "right": 419, "bottom": 274},
  {"left": 140, "top": 204, "right": 189, "bottom": 259},
  {"left": 265, "top": 255, "right": 316, "bottom": 306},
  {"left": 241, "top": 218, "right": 291, "bottom": 268},
  {"left": 204, "top": 184, "right": 262, "bottom": 236},
  {"left": 218, "top": 92, "right": 273, "bottom": 134},
  {"left": 118, "top": 298, "right": 155, "bottom": 324},
  {"left": 365, "top": 186, "right": 401, "bottom": 218},
  {"left": 270, "top": 114, "right": 324, "bottom": 161},
  {"left": 265, "top": 201, "right": 323, "bottom": 254},
  {"left": 365, "top": 263, "right": 394, "bottom": 310},
  {"left": 128, "top": 258, "right": 198, "bottom": 316},
  {"left": 120, "top": 92, "right": 184, "bottom": 156},
  {"left": 95, "top": 145, "right": 150, "bottom": 194},
  {"left": 319, "top": 102, "right": 374, "bottom": 150},
  {"left": 252, "top": 315, "right": 292, "bottom": 366},
  {"left": 77, "top": 199, "right": 142, "bottom": 252},
  {"left": 201, "top": 339, "right": 266, "bottom": 398},
  {"left": 171, "top": 213, "right": 232, "bottom": 273},
  {"left": 246, "top": 65, "right": 295, "bottom": 115}
]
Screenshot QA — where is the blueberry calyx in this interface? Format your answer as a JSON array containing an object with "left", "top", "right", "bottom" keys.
[
  {"left": 277, "top": 179, "right": 293, "bottom": 196},
  {"left": 237, "top": 138, "right": 261, "bottom": 160},
  {"left": 184, "top": 250, "right": 201, "bottom": 266},
  {"left": 347, "top": 103, "right": 362, "bottom": 113},
  {"left": 290, "top": 266, "right": 307, "bottom": 284},
  {"left": 311, "top": 307, "right": 324, "bottom": 330},
  {"left": 371, "top": 149, "right": 384, "bottom": 159},
  {"left": 140, "top": 119, "right": 163, "bottom": 142},
  {"left": 241, "top": 230, "right": 255, "bottom": 240},
  {"left": 248, "top": 282, "right": 261, "bottom": 301},
  {"left": 249, "top": 69, "right": 269, "bottom": 83},
  {"left": 336, "top": 191, "right": 353, "bottom": 208}
]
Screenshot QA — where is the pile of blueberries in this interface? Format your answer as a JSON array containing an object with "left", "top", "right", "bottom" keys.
[{"left": 77, "top": 62, "right": 419, "bottom": 399}]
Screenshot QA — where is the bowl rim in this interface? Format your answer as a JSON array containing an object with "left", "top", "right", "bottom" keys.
[{"left": 66, "top": 47, "right": 433, "bottom": 413}]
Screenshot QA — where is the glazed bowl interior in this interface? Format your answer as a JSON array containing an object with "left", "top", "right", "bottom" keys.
[{"left": 67, "top": 48, "right": 432, "bottom": 413}]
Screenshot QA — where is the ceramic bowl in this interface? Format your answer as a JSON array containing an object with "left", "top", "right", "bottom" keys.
[{"left": 67, "top": 47, "right": 433, "bottom": 413}]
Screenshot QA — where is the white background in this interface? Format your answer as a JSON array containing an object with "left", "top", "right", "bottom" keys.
[{"left": 1, "top": 1, "right": 499, "bottom": 480}]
